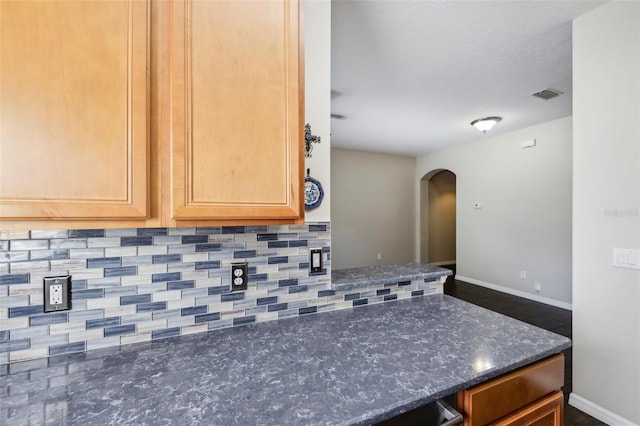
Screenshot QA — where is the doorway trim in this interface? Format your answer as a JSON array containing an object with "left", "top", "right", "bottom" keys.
[{"left": 420, "top": 169, "right": 456, "bottom": 265}]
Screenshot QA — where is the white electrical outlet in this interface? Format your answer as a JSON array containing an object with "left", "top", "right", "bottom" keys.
[
  {"left": 50, "top": 284, "right": 63, "bottom": 305},
  {"left": 43, "top": 275, "right": 72, "bottom": 313},
  {"left": 520, "top": 270, "right": 527, "bottom": 279},
  {"left": 534, "top": 282, "right": 542, "bottom": 293}
]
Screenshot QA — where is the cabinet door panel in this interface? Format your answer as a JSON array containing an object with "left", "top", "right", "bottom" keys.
[
  {"left": 0, "top": 0, "right": 148, "bottom": 219},
  {"left": 170, "top": 0, "right": 302, "bottom": 221}
]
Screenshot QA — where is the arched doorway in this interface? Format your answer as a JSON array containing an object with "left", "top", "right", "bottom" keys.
[{"left": 420, "top": 169, "right": 456, "bottom": 265}]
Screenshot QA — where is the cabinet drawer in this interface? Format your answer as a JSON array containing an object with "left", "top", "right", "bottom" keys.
[
  {"left": 457, "top": 354, "right": 564, "bottom": 426},
  {"left": 494, "top": 391, "right": 563, "bottom": 426}
]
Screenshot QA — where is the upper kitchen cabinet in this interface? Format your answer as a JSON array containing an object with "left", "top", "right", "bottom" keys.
[
  {"left": 0, "top": 0, "right": 149, "bottom": 223},
  {"left": 166, "top": 0, "right": 304, "bottom": 224},
  {"left": 0, "top": 0, "right": 304, "bottom": 230}
]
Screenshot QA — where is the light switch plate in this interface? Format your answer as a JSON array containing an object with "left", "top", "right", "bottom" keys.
[
  {"left": 612, "top": 248, "right": 640, "bottom": 270},
  {"left": 43, "top": 276, "right": 72, "bottom": 313},
  {"left": 310, "top": 248, "right": 323, "bottom": 274}
]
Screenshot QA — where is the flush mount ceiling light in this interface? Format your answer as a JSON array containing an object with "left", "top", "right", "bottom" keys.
[{"left": 470, "top": 116, "right": 502, "bottom": 134}]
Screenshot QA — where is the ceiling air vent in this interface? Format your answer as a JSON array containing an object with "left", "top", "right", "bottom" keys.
[{"left": 532, "top": 88, "right": 563, "bottom": 100}]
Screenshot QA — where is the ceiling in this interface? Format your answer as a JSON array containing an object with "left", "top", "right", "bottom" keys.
[{"left": 330, "top": 0, "right": 605, "bottom": 157}]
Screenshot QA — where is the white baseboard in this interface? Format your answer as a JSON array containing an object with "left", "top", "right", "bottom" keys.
[
  {"left": 429, "top": 260, "right": 456, "bottom": 266},
  {"left": 454, "top": 275, "right": 572, "bottom": 311},
  {"left": 569, "top": 393, "right": 639, "bottom": 426}
]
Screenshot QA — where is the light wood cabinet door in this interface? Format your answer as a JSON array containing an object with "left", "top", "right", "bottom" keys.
[
  {"left": 0, "top": 0, "right": 149, "bottom": 221},
  {"left": 168, "top": 0, "right": 303, "bottom": 222}
]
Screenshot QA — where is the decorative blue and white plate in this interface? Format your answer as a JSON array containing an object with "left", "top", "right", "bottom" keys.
[{"left": 304, "top": 174, "right": 324, "bottom": 210}]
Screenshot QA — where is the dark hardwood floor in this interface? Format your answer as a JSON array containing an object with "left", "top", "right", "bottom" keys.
[{"left": 442, "top": 266, "right": 607, "bottom": 425}]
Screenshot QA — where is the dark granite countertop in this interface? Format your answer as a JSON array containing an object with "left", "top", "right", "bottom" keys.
[
  {"left": 2, "top": 295, "right": 570, "bottom": 426},
  {"left": 331, "top": 263, "right": 453, "bottom": 291}
]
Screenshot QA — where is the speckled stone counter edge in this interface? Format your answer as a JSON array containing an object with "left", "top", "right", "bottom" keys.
[{"left": 331, "top": 263, "right": 453, "bottom": 291}]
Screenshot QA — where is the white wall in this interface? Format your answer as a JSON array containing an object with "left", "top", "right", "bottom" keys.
[
  {"left": 416, "top": 117, "right": 573, "bottom": 307},
  {"left": 304, "top": 0, "right": 331, "bottom": 223},
  {"left": 571, "top": 2, "right": 640, "bottom": 424},
  {"left": 331, "top": 148, "right": 416, "bottom": 269}
]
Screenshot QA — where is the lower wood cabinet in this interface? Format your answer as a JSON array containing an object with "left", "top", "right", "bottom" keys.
[
  {"left": 493, "top": 391, "right": 563, "bottom": 426},
  {"left": 457, "top": 354, "right": 565, "bottom": 426}
]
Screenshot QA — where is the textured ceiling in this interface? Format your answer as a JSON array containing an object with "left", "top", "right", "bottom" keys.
[{"left": 331, "top": 0, "right": 605, "bottom": 156}]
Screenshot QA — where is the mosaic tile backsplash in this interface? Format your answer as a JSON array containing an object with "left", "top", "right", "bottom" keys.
[{"left": 0, "top": 222, "right": 442, "bottom": 364}]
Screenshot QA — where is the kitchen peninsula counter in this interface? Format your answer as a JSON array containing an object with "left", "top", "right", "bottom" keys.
[
  {"left": 2, "top": 295, "right": 570, "bottom": 425},
  {"left": 331, "top": 263, "right": 453, "bottom": 291}
]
